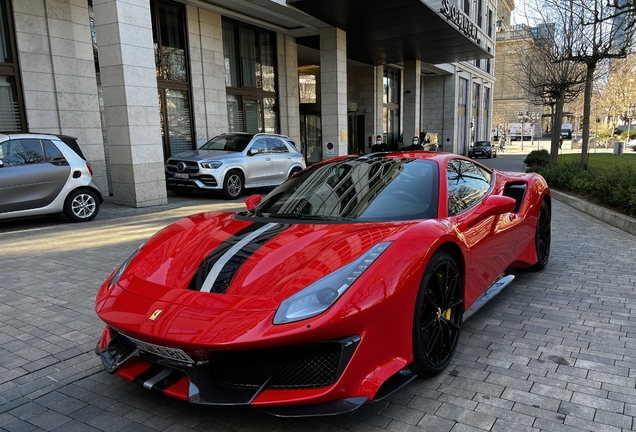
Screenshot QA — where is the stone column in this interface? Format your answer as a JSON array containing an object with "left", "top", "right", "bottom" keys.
[
  {"left": 93, "top": 0, "right": 166, "bottom": 207},
  {"left": 320, "top": 27, "right": 347, "bottom": 158},
  {"left": 403, "top": 60, "right": 421, "bottom": 144},
  {"left": 277, "top": 33, "right": 300, "bottom": 145},
  {"left": 373, "top": 65, "right": 384, "bottom": 149}
]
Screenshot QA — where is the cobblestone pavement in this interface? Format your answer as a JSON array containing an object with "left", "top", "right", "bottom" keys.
[{"left": 1, "top": 193, "right": 635, "bottom": 432}]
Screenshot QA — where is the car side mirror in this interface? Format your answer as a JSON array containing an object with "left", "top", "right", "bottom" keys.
[
  {"left": 245, "top": 194, "right": 262, "bottom": 211},
  {"left": 248, "top": 148, "right": 258, "bottom": 156}
]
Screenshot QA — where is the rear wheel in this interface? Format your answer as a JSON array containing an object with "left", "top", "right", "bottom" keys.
[
  {"left": 528, "top": 200, "right": 551, "bottom": 271},
  {"left": 222, "top": 170, "right": 244, "bottom": 199},
  {"left": 64, "top": 189, "right": 100, "bottom": 222},
  {"left": 289, "top": 167, "right": 302, "bottom": 178},
  {"left": 410, "top": 251, "right": 463, "bottom": 378}
]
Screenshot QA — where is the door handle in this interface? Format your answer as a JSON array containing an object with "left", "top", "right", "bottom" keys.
[
  {"left": 266, "top": 157, "right": 271, "bottom": 161},
  {"left": 287, "top": 156, "right": 291, "bottom": 159}
]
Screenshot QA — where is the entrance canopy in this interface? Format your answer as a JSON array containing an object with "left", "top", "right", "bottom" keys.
[{"left": 288, "top": 0, "right": 492, "bottom": 65}]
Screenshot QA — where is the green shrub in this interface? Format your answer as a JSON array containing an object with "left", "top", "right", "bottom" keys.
[
  {"left": 524, "top": 149, "right": 551, "bottom": 168},
  {"left": 529, "top": 162, "right": 636, "bottom": 216}
]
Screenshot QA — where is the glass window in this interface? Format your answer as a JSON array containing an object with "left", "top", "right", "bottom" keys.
[
  {"left": 458, "top": 78, "right": 468, "bottom": 154},
  {"left": 0, "top": 0, "right": 11, "bottom": 63},
  {"left": 42, "top": 140, "right": 64, "bottom": 162},
  {"left": 165, "top": 89, "right": 192, "bottom": 156},
  {"left": 253, "top": 158, "right": 439, "bottom": 221},
  {"left": 250, "top": 138, "right": 269, "bottom": 154},
  {"left": 155, "top": 1, "right": 186, "bottom": 81},
  {"left": 0, "top": 75, "right": 22, "bottom": 131},
  {"left": 260, "top": 32, "right": 275, "bottom": 92},
  {"left": 268, "top": 138, "right": 288, "bottom": 153},
  {"left": 447, "top": 159, "right": 492, "bottom": 215},
  {"left": 299, "top": 73, "right": 316, "bottom": 103},
  {"left": 223, "top": 21, "right": 239, "bottom": 88},
  {"left": 1, "top": 139, "right": 45, "bottom": 166},
  {"left": 240, "top": 28, "right": 259, "bottom": 88},
  {"left": 245, "top": 99, "right": 262, "bottom": 133},
  {"left": 263, "top": 97, "right": 277, "bottom": 133},
  {"left": 227, "top": 94, "right": 243, "bottom": 132}
]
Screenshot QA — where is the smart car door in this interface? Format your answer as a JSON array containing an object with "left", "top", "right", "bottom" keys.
[
  {"left": 0, "top": 139, "right": 70, "bottom": 213},
  {"left": 245, "top": 138, "right": 274, "bottom": 184}
]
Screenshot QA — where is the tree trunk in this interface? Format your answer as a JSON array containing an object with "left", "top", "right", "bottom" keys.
[
  {"left": 581, "top": 62, "right": 596, "bottom": 165},
  {"left": 551, "top": 91, "right": 566, "bottom": 165}
]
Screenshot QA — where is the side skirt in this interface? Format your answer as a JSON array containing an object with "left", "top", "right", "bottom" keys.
[{"left": 463, "top": 275, "right": 515, "bottom": 321}]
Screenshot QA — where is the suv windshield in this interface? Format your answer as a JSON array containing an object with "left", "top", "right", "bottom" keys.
[
  {"left": 253, "top": 158, "right": 439, "bottom": 221},
  {"left": 200, "top": 134, "right": 253, "bottom": 152},
  {"left": 474, "top": 141, "right": 489, "bottom": 147}
]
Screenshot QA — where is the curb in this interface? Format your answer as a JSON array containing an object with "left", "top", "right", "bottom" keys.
[{"left": 551, "top": 190, "right": 636, "bottom": 236}]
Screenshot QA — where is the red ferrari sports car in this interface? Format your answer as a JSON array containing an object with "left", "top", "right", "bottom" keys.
[{"left": 95, "top": 151, "right": 550, "bottom": 416}]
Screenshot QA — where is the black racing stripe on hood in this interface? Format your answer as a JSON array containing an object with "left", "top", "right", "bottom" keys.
[
  {"left": 188, "top": 223, "right": 289, "bottom": 292},
  {"left": 210, "top": 223, "right": 290, "bottom": 294}
]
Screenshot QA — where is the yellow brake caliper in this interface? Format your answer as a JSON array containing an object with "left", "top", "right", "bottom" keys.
[{"left": 436, "top": 272, "right": 452, "bottom": 320}]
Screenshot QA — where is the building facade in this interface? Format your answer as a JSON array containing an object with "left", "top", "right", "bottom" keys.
[{"left": 1, "top": 0, "right": 496, "bottom": 207}]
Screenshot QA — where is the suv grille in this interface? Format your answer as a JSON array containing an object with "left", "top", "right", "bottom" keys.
[{"left": 166, "top": 160, "right": 199, "bottom": 174}]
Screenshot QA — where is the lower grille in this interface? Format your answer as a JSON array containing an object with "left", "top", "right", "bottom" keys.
[
  {"left": 211, "top": 341, "right": 344, "bottom": 390},
  {"left": 198, "top": 175, "right": 218, "bottom": 187}
]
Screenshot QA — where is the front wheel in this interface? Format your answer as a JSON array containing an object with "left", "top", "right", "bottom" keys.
[
  {"left": 528, "top": 200, "right": 551, "bottom": 271},
  {"left": 222, "top": 170, "right": 244, "bottom": 199},
  {"left": 64, "top": 189, "right": 100, "bottom": 222},
  {"left": 410, "top": 251, "right": 463, "bottom": 378}
]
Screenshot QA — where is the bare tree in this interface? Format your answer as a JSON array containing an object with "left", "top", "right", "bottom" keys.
[{"left": 509, "top": 25, "right": 586, "bottom": 164}]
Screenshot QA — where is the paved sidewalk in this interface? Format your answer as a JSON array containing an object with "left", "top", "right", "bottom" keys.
[{"left": 1, "top": 195, "right": 636, "bottom": 432}]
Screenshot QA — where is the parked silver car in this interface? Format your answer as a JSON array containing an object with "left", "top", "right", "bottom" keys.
[
  {"left": 0, "top": 133, "right": 103, "bottom": 222},
  {"left": 166, "top": 133, "right": 306, "bottom": 199}
]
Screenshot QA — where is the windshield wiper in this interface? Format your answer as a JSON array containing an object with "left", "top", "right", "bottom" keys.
[{"left": 267, "top": 213, "right": 354, "bottom": 221}]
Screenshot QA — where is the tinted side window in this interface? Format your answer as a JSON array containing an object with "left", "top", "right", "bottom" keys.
[
  {"left": 250, "top": 138, "right": 269, "bottom": 154},
  {"left": 42, "top": 140, "right": 64, "bottom": 162},
  {"left": 268, "top": 138, "right": 288, "bottom": 153},
  {"left": 0, "top": 139, "right": 45, "bottom": 166},
  {"left": 447, "top": 159, "right": 492, "bottom": 215}
]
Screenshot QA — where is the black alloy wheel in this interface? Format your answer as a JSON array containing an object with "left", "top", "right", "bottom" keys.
[
  {"left": 410, "top": 251, "right": 463, "bottom": 378},
  {"left": 288, "top": 167, "right": 302, "bottom": 178},
  {"left": 528, "top": 200, "right": 551, "bottom": 271}
]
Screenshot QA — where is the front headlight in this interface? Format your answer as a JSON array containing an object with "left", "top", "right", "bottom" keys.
[
  {"left": 201, "top": 161, "right": 223, "bottom": 169},
  {"left": 273, "top": 242, "right": 391, "bottom": 324},
  {"left": 107, "top": 244, "right": 143, "bottom": 290}
]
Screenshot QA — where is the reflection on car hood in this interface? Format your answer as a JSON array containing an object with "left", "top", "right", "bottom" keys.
[
  {"left": 169, "top": 150, "right": 239, "bottom": 162},
  {"left": 118, "top": 212, "right": 414, "bottom": 304}
]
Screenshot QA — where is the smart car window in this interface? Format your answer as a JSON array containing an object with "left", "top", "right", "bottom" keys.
[
  {"left": 447, "top": 159, "right": 492, "bottom": 216},
  {"left": 42, "top": 140, "right": 64, "bottom": 162},
  {"left": 1, "top": 139, "right": 45, "bottom": 166},
  {"left": 254, "top": 158, "right": 439, "bottom": 221}
]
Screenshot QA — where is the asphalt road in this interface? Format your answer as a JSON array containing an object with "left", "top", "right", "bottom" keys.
[{"left": 1, "top": 166, "right": 636, "bottom": 432}]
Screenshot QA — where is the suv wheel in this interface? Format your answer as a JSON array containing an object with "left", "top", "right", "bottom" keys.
[
  {"left": 222, "top": 170, "right": 244, "bottom": 199},
  {"left": 64, "top": 189, "right": 100, "bottom": 222}
]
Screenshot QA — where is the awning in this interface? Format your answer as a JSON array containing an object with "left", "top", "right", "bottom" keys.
[{"left": 288, "top": 0, "right": 492, "bottom": 65}]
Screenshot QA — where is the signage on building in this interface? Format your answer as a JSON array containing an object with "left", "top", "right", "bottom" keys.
[
  {"left": 440, "top": 0, "right": 481, "bottom": 44},
  {"left": 326, "top": 142, "right": 335, "bottom": 156}
]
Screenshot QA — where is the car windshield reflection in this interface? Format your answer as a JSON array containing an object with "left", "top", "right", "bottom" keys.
[
  {"left": 200, "top": 134, "right": 252, "bottom": 152},
  {"left": 253, "top": 158, "right": 439, "bottom": 221}
]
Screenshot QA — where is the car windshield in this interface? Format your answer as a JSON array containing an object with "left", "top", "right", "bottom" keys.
[
  {"left": 200, "top": 134, "right": 253, "bottom": 152},
  {"left": 253, "top": 158, "right": 439, "bottom": 221},
  {"left": 474, "top": 141, "right": 489, "bottom": 147}
]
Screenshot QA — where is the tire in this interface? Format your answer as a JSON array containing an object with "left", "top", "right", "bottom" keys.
[
  {"left": 63, "top": 189, "right": 100, "bottom": 222},
  {"left": 170, "top": 187, "right": 192, "bottom": 196},
  {"left": 222, "top": 170, "right": 244, "bottom": 199},
  {"left": 528, "top": 200, "right": 551, "bottom": 271},
  {"left": 410, "top": 251, "right": 463, "bottom": 378},
  {"left": 289, "top": 167, "right": 302, "bottom": 178}
]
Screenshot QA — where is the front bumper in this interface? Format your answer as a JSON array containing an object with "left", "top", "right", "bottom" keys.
[
  {"left": 98, "top": 327, "right": 361, "bottom": 410},
  {"left": 166, "top": 172, "right": 220, "bottom": 190}
]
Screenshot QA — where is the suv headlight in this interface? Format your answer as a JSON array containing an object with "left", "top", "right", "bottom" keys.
[
  {"left": 201, "top": 161, "right": 223, "bottom": 169},
  {"left": 273, "top": 242, "right": 391, "bottom": 324}
]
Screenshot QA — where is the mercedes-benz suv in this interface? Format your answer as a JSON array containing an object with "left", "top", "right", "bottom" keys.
[{"left": 166, "top": 133, "right": 306, "bottom": 199}]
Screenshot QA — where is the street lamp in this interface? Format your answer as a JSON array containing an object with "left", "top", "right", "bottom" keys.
[{"left": 595, "top": 116, "right": 600, "bottom": 154}]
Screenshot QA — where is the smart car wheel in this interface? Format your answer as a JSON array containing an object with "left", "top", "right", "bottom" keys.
[
  {"left": 410, "top": 250, "right": 463, "bottom": 378},
  {"left": 528, "top": 200, "right": 551, "bottom": 271},
  {"left": 222, "top": 170, "right": 244, "bottom": 199},
  {"left": 64, "top": 189, "right": 100, "bottom": 222}
]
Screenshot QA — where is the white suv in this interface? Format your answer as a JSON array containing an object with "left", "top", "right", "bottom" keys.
[{"left": 166, "top": 133, "right": 306, "bottom": 199}]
